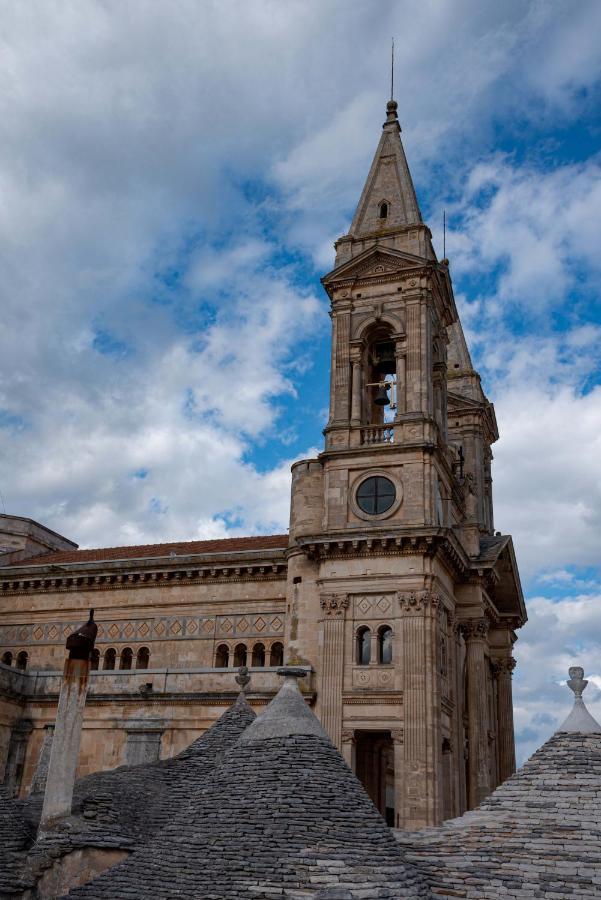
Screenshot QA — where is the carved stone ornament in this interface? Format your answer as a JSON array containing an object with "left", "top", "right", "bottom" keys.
[
  {"left": 397, "top": 590, "right": 440, "bottom": 614},
  {"left": 459, "top": 618, "right": 489, "bottom": 641},
  {"left": 341, "top": 729, "right": 356, "bottom": 743},
  {"left": 390, "top": 728, "right": 404, "bottom": 744},
  {"left": 320, "top": 594, "right": 350, "bottom": 617},
  {"left": 491, "top": 657, "right": 516, "bottom": 678}
]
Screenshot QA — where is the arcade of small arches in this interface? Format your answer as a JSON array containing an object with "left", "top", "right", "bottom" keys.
[
  {"left": 90, "top": 646, "right": 151, "bottom": 672},
  {"left": 214, "top": 640, "right": 284, "bottom": 669},
  {"left": 1, "top": 649, "right": 29, "bottom": 670}
]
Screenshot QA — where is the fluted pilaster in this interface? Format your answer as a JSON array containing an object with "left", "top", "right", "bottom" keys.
[
  {"left": 460, "top": 618, "right": 491, "bottom": 807},
  {"left": 319, "top": 594, "right": 349, "bottom": 748},
  {"left": 493, "top": 656, "right": 517, "bottom": 783},
  {"left": 398, "top": 590, "right": 441, "bottom": 829}
]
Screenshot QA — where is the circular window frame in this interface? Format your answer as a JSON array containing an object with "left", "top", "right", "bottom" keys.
[{"left": 349, "top": 470, "right": 403, "bottom": 522}]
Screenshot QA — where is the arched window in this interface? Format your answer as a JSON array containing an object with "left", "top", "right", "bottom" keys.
[
  {"left": 252, "top": 643, "right": 265, "bottom": 667},
  {"left": 215, "top": 644, "right": 229, "bottom": 668},
  {"left": 234, "top": 643, "right": 247, "bottom": 667},
  {"left": 379, "top": 201, "right": 388, "bottom": 219},
  {"left": 378, "top": 626, "right": 393, "bottom": 664},
  {"left": 16, "top": 651, "right": 28, "bottom": 671},
  {"left": 1, "top": 651, "right": 13, "bottom": 667},
  {"left": 120, "top": 647, "right": 133, "bottom": 670},
  {"left": 103, "top": 648, "right": 116, "bottom": 671},
  {"left": 356, "top": 627, "right": 371, "bottom": 665},
  {"left": 269, "top": 642, "right": 284, "bottom": 667},
  {"left": 90, "top": 648, "right": 100, "bottom": 670},
  {"left": 136, "top": 647, "right": 150, "bottom": 670}
]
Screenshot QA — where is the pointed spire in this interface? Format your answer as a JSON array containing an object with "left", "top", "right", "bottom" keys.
[
  {"left": 557, "top": 666, "right": 601, "bottom": 733},
  {"left": 349, "top": 98, "right": 423, "bottom": 239}
]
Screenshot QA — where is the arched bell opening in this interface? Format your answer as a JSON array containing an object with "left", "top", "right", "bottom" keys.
[{"left": 362, "top": 325, "right": 397, "bottom": 426}]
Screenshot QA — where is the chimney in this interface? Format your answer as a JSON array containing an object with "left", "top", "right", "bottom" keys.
[{"left": 39, "top": 609, "right": 98, "bottom": 831}]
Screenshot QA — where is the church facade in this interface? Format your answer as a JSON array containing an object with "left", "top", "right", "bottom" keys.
[{"left": 0, "top": 99, "right": 525, "bottom": 831}]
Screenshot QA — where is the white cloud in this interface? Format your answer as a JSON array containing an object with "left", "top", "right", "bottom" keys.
[{"left": 513, "top": 592, "right": 601, "bottom": 763}]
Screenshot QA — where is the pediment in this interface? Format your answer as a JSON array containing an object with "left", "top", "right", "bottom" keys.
[{"left": 322, "top": 246, "right": 428, "bottom": 287}]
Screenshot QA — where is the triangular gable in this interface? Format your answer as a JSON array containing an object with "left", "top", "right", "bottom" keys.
[{"left": 322, "top": 245, "right": 428, "bottom": 287}]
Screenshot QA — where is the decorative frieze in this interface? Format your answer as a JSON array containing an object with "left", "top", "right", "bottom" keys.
[{"left": 0, "top": 612, "right": 285, "bottom": 646}]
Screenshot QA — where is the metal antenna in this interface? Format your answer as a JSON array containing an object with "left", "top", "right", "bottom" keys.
[
  {"left": 391, "top": 37, "right": 395, "bottom": 101},
  {"left": 443, "top": 210, "right": 446, "bottom": 258}
]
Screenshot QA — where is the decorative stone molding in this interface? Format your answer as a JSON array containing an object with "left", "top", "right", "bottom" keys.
[
  {"left": 459, "top": 618, "right": 489, "bottom": 641},
  {"left": 397, "top": 590, "right": 440, "bottom": 614},
  {"left": 320, "top": 594, "right": 350, "bottom": 617},
  {"left": 341, "top": 729, "right": 356, "bottom": 744},
  {"left": 390, "top": 728, "right": 404, "bottom": 744}
]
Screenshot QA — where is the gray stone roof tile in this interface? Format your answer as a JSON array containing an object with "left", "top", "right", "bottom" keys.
[
  {"left": 396, "top": 731, "right": 601, "bottom": 899},
  {"left": 66, "top": 673, "right": 430, "bottom": 899}
]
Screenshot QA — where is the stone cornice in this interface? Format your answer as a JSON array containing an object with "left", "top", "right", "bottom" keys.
[
  {"left": 292, "top": 529, "right": 470, "bottom": 580},
  {"left": 0, "top": 553, "right": 287, "bottom": 596}
]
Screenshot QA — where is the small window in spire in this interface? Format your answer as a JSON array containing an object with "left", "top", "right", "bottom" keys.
[{"left": 379, "top": 201, "right": 389, "bottom": 219}]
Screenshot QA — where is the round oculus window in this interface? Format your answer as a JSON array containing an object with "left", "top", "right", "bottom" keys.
[{"left": 356, "top": 476, "right": 396, "bottom": 515}]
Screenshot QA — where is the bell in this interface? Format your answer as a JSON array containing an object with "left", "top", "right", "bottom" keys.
[{"left": 374, "top": 383, "right": 390, "bottom": 406}]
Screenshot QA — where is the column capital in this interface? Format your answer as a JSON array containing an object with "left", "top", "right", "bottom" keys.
[
  {"left": 491, "top": 656, "right": 516, "bottom": 677},
  {"left": 398, "top": 590, "right": 440, "bottom": 615},
  {"left": 459, "top": 617, "right": 489, "bottom": 641},
  {"left": 320, "top": 593, "right": 350, "bottom": 618}
]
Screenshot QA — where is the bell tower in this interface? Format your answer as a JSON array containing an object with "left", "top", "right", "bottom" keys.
[{"left": 286, "top": 98, "right": 525, "bottom": 830}]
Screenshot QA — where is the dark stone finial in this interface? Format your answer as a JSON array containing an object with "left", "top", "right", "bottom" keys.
[
  {"left": 276, "top": 666, "right": 307, "bottom": 680},
  {"left": 66, "top": 608, "right": 98, "bottom": 661},
  {"left": 385, "top": 98, "right": 399, "bottom": 127},
  {"left": 235, "top": 665, "right": 251, "bottom": 691},
  {"left": 567, "top": 666, "right": 587, "bottom": 699}
]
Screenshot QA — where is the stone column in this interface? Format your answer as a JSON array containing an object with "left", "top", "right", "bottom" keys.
[
  {"left": 493, "top": 657, "right": 516, "bottom": 783},
  {"left": 460, "top": 618, "right": 491, "bottom": 807},
  {"left": 398, "top": 590, "right": 441, "bottom": 829},
  {"left": 349, "top": 342, "right": 363, "bottom": 427},
  {"left": 40, "top": 610, "right": 98, "bottom": 830},
  {"left": 390, "top": 728, "right": 404, "bottom": 830},
  {"left": 394, "top": 343, "right": 406, "bottom": 416},
  {"left": 319, "top": 594, "right": 349, "bottom": 749}
]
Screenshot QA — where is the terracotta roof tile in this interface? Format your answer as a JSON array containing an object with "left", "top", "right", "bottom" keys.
[{"left": 11, "top": 534, "right": 288, "bottom": 567}]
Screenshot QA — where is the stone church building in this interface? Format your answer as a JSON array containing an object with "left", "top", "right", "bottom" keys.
[{"left": 0, "top": 97, "right": 525, "bottom": 832}]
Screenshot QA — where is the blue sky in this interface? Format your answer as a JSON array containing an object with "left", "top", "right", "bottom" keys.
[{"left": 0, "top": 0, "right": 600, "bottom": 761}]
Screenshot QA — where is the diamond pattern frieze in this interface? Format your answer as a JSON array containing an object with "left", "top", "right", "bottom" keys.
[
  {"left": 237, "top": 617, "right": 249, "bottom": 633},
  {"left": 270, "top": 616, "right": 283, "bottom": 632}
]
